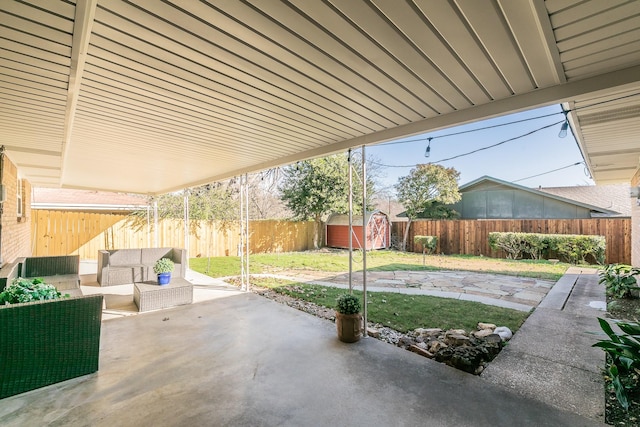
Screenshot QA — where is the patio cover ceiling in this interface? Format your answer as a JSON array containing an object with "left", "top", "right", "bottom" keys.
[{"left": 1, "top": 0, "right": 640, "bottom": 194}]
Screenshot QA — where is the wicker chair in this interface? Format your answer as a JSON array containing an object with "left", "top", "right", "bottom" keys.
[{"left": 0, "top": 294, "right": 103, "bottom": 399}]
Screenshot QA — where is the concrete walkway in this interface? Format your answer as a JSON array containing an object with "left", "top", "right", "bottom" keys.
[
  {"left": 482, "top": 267, "right": 606, "bottom": 420},
  {"left": 0, "top": 269, "right": 606, "bottom": 426}
]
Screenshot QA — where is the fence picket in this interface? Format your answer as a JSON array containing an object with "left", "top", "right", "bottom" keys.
[
  {"left": 31, "top": 211, "right": 317, "bottom": 260},
  {"left": 392, "top": 218, "right": 630, "bottom": 264}
]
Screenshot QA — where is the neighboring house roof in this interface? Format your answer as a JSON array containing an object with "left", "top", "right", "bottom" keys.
[
  {"left": 459, "top": 176, "right": 621, "bottom": 216},
  {"left": 460, "top": 175, "right": 620, "bottom": 216},
  {"left": 32, "top": 188, "right": 148, "bottom": 212},
  {"left": 538, "top": 183, "right": 630, "bottom": 217}
]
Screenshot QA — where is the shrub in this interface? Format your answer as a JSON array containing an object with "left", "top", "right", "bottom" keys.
[
  {"left": 336, "top": 293, "right": 361, "bottom": 314},
  {"left": 593, "top": 318, "right": 640, "bottom": 410},
  {"left": 153, "top": 258, "right": 175, "bottom": 274},
  {"left": 414, "top": 235, "right": 437, "bottom": 254},
  {"left": 0, "top": 277, "right": 62, "bottom": 305},
  {"left": 522, "top": 233, "right": 547, "bottom": 260},
  {"left": 488, "top": 232, "right": 534, "bottom": 260},
  {"left": 488, "top": 232, "right": 605, "bottom": 264},
  {"left": 549, "top": 234, "right": 606, "bottom": 265},
  {"left": 598, "top": 264, "right": 640, "bottom": 299}
]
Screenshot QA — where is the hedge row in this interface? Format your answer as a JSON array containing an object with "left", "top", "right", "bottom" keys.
[{"left": 488, "top": 232, "right": 606, "bottom": 264}]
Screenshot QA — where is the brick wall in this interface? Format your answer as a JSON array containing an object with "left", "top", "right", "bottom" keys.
[{"left": 1, "top": 153, "right": 32, "bottom": 265}]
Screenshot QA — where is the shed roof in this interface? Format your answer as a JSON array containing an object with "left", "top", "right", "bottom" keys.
[{"left": 326, "top": 211, "right": 388, "bottom": 226}]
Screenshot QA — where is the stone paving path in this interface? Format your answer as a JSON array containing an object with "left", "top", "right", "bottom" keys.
[{"left": 258, "top": 270, "right": 557, "bottom": 312}]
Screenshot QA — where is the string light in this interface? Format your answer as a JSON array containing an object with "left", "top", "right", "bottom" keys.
[
  {"left": 424, "top": 137, "right": 432, "bottom": 158},
  {"left": 369, "top": 120, "right": 563, "bottom": 168},
  {"left": 558, "top": 112, "right": 569, "bottom": 138},
  {"left": 377, "top": 91, "right": 640, "bottom": 149}
]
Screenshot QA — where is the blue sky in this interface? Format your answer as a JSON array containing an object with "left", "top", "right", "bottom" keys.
[{"left": 365, "top": 104, "right": 594, "bottom": 193}]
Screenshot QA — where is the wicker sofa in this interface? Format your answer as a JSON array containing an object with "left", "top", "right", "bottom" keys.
[
  {"left": 0, "top": 294, "right": 103, "bottom": 399},
  {"left": 97, "top": 248, "right": 186, "bottom": 286}
]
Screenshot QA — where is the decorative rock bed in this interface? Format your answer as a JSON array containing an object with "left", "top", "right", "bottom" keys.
[{"left": 253, "top": 287, "right": 511, "bottom": 375}]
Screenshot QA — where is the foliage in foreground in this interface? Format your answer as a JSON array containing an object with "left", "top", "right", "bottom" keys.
[
  {"left": 593, "top": 318, "right": 640, "bottom": 411},
  {"left": 599, "top": 264, "right": 640, "bottom": 299},
  {"left": 0, "top": 278, "right": 62, "bottom": 305},
  {"left": 252, "top": 277, "right": 529, "bottom": 333}
]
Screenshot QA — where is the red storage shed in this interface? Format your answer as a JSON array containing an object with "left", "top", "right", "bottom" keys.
[{"left": 325, "top": 211, "right": 390, "bottom": 250}]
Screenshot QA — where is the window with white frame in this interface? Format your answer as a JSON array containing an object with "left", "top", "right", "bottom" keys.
[{"left": 17, "top": 178, "right": 23, "bottom": 217}]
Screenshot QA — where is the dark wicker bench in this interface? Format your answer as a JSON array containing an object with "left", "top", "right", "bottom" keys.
[
  {"left": 0, "top": 294, "right": 103, "bottom": 399},
  {"left": 19, "top": 255, "right": 81, "bottom": 292}
]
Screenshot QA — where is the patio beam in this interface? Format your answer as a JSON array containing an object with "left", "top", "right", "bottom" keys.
[{"left": 60, "top": 0, "right": 98, "bottom": 185}]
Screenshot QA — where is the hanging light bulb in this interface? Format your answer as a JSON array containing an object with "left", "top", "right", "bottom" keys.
[
  {"left": 424, "top": 137, "right": 432, "bottom": 158},
  {"left": 558, "top": 113, "right": 569, "bottom": 138}
]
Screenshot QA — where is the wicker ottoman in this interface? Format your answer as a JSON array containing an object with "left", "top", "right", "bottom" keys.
[{"left": 133, "top": 278, "right": 193, "bottom": 312}]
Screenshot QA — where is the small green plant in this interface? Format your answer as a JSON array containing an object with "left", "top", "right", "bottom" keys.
[
  {"left": 593, "top": 318, "right": 640, "bottom": 410},
  {"left": 414, "top": 235, "right": 438, "bottom": 265},
  {"left": 598, "top": 264, "right": 640, "bottom": 299},
  {"left": 607, "top": 300, "right": 622, "bottom": 312},
  {"left": 0, "top": 277, "right": 62, "bottom": 305},
  {"left": 153, "top": 258, "right": 175, "bottom": 274},
  {"left": 414, "top": 236, "right": 437, "bottom": 254},
  {"left": 336, "top": 293, "right": 361, "bottom": 315}
]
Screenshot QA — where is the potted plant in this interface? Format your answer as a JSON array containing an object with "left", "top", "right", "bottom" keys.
[
  {"left": 153, "top": 258, "right": 175, "bottom": 285},
  {"left": 335, "top": 293, "right": 362, "bottom": 343},
  {"left": 0, "top": 277, "right": 63, "bottom": 304}
]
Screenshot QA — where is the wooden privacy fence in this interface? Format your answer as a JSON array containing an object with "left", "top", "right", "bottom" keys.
[
  {"left": 31, "top": 210, "right": 316, "bottom": 260},
  {"left": 392, "top": 218, "right": 631, "bottom": 264}
]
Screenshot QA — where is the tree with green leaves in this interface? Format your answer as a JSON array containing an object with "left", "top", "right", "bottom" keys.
[
  {"left": 395, "top": 164, "right": 461, "bottom": 251},
  {"left": 126, "top": 182, "right": 238, "bottom": 235},
  {"left": 279, "top": 153, "right": 375, "bottom": 248}
]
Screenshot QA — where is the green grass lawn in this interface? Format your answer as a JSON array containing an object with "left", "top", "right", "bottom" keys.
[
  {"left": 189, "top": 250, "right": 565, "bottom": 334},
  {"left": 189, "top": 249, "right": 569, "bottom": 281},
  {"left": 253, "top": 277, "right": 529, "bottom": 333}
]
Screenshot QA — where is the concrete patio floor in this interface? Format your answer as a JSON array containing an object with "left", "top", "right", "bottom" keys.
[{"left": 0, "top": 267, "right": 606, "bottom": 426}]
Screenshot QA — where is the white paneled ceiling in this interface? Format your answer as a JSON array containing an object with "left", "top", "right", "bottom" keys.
[
  {"left": 1, "top": 0, "right": 640, "bottom": 194},
  {"left": 552, "top": 0, "right": 640, "bottom": 184}
]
